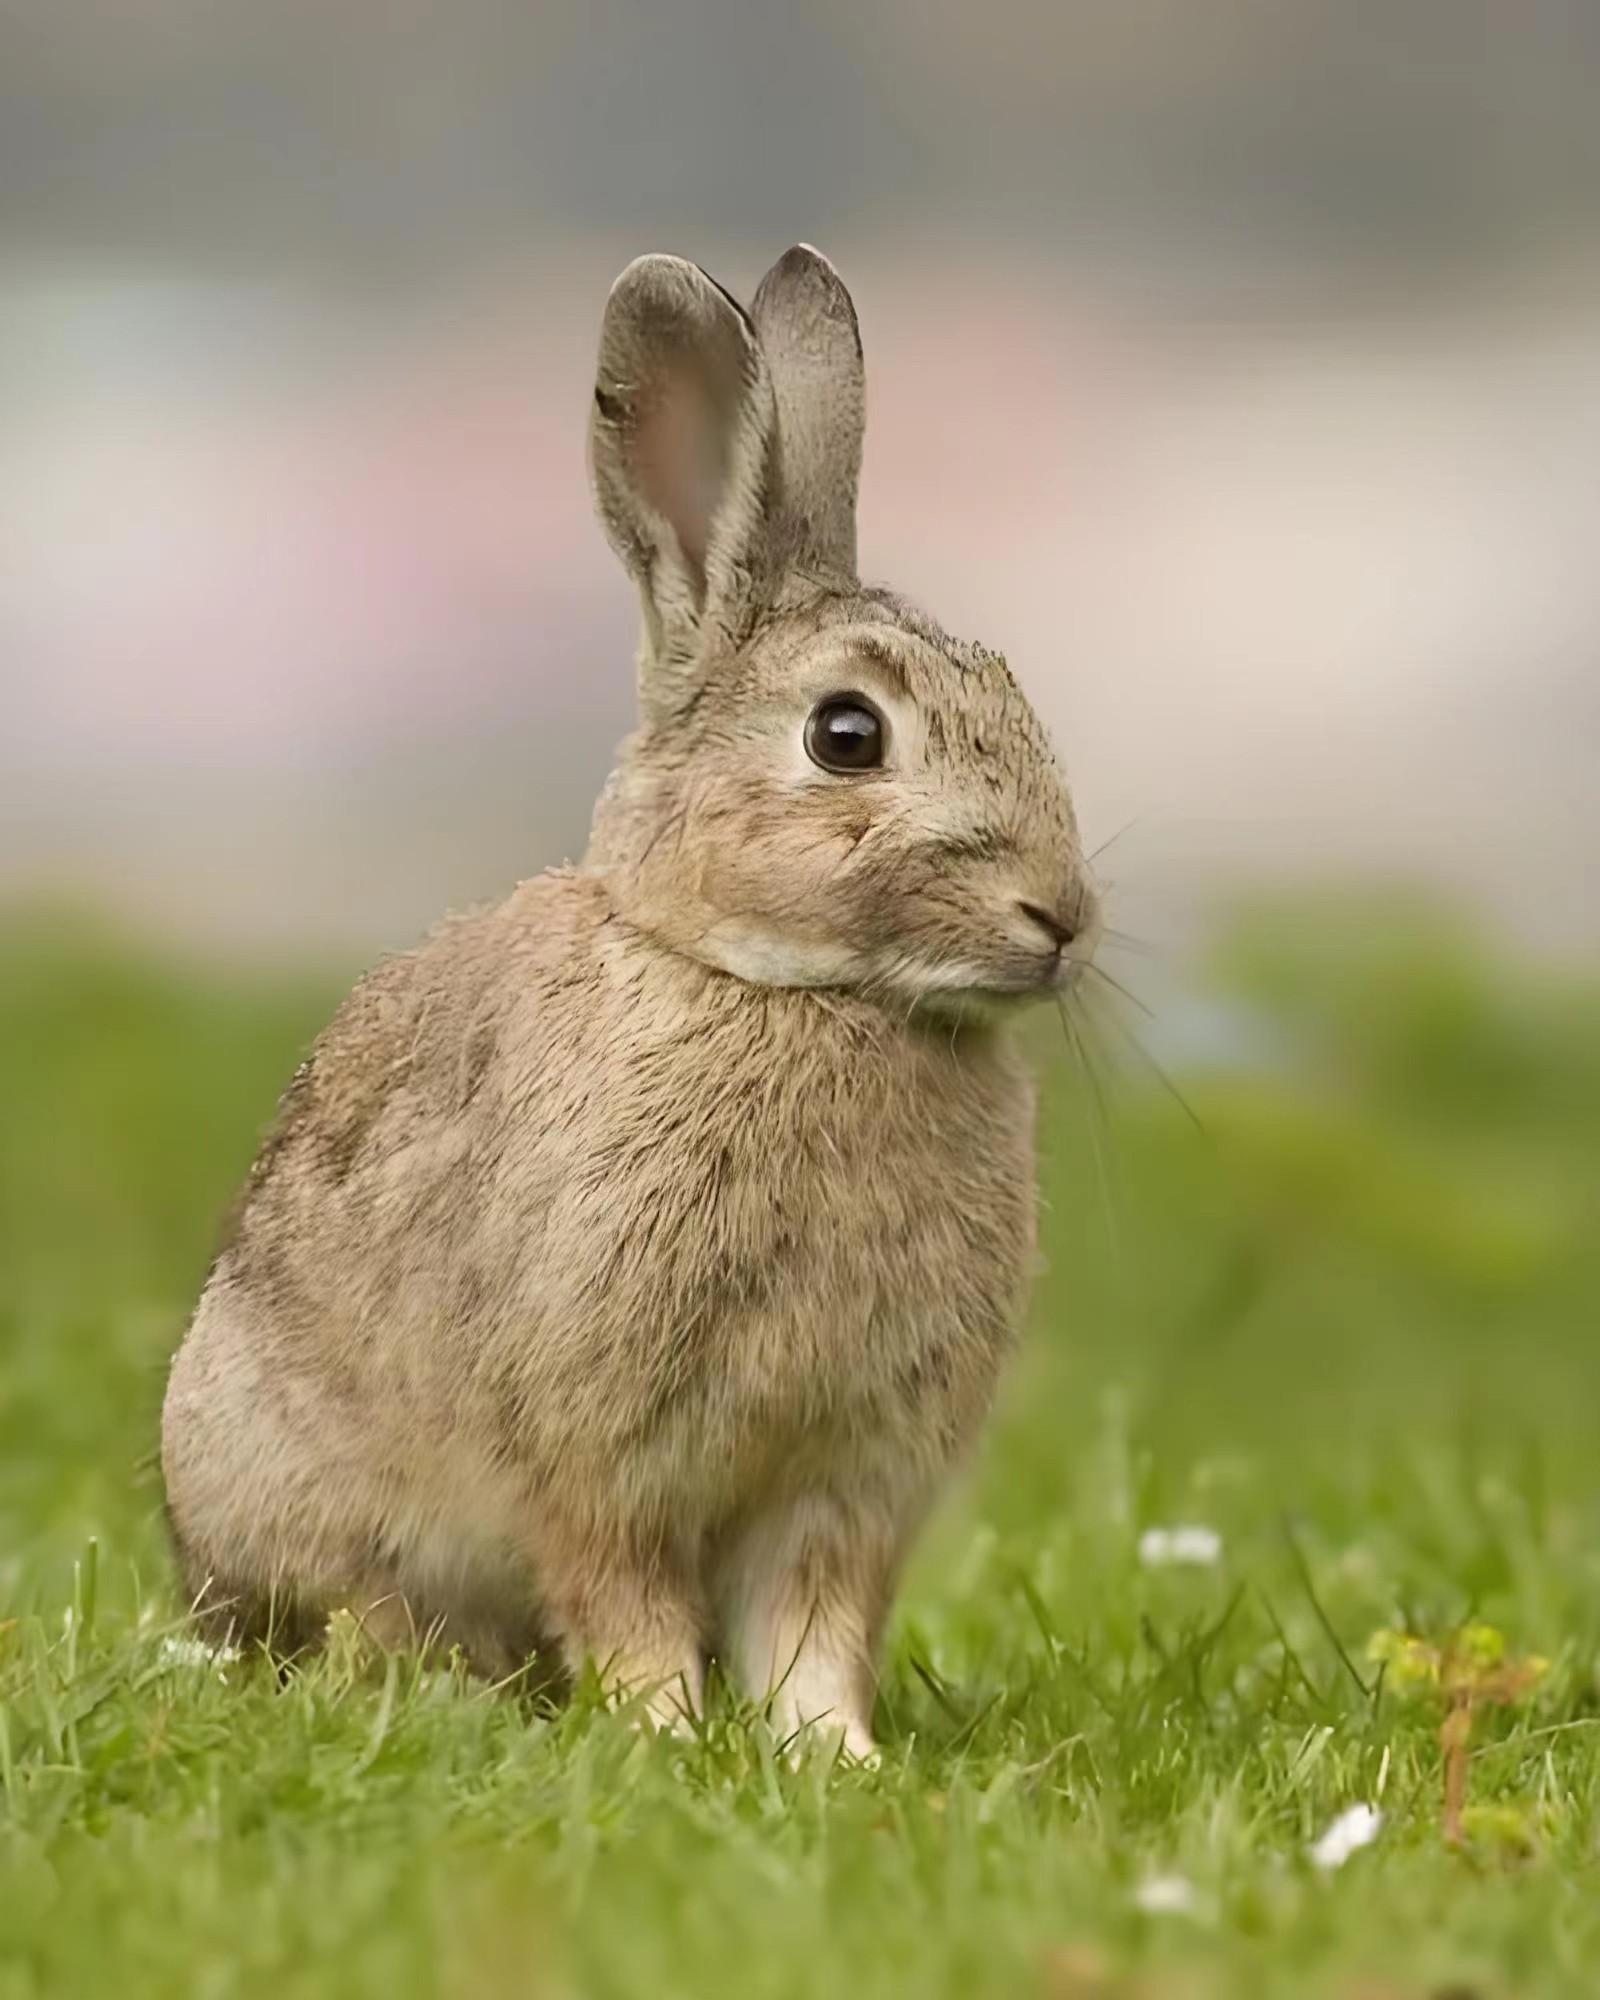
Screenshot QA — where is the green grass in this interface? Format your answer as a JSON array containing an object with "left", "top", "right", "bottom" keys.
[{"left": 3, "top": 896, "right": 1600, "bottom": 1999}]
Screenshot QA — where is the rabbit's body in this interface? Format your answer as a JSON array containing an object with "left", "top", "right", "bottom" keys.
[
  {"left": 167, "top": 866, "right": 1034, "bottom": 1711},
  {"left": 164, "top": 248, "right": 1098, "bottom": 1754}
]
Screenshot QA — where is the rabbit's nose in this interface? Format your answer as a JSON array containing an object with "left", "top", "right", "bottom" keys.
[{"left": 1017, "top": 901, "right": 1079, "bottom": 951}]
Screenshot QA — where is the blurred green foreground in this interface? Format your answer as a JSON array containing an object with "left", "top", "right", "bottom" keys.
[{"left": 1, "top": 897, "right": 1598, "bottom": 1999}]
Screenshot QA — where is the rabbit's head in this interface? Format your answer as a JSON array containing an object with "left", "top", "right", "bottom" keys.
[{"left": 586, "top": 247, "right": 1098, "bottom": 1013}]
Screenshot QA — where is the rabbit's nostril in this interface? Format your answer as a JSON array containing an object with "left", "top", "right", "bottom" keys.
[{"left": 1018, "top": 900, "right": 1077, "bottom": 951}]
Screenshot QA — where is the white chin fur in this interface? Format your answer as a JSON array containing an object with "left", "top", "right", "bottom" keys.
[
  {"left": 695, "top": 923, "right": 867, "bottom": 990},
  {"left": 891, "top": 956, "right": 1016, "bottom": 995},
  {"left": 695, "top": 924, "right": 1041, "bottom": 1013}
]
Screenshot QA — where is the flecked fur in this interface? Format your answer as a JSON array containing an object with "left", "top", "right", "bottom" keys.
[{"left": 163, "top": 247, "right": 1099, "bottom": 1755}]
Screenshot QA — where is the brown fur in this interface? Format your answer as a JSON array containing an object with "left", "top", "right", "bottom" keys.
[{"left": 162, "top": 247, "right": 1100, "bottom": 1754}]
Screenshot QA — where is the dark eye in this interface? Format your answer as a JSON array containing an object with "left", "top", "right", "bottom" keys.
[{"left": 805, "top": 694, "right": 885, "bottom": 774}]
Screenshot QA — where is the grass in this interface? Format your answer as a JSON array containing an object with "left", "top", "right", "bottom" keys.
[{"left": 3, "top": 895, "right": 1600, "bottom": 1998}]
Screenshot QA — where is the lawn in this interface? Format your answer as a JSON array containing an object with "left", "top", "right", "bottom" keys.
[{"left": 2, "top": 897, "right": 1599, "bottom": 1999}]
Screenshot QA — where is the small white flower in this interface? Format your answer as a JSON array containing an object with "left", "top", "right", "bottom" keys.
[
  {"left": 159, "top": 1635, "right": 241, "bottom": 1671},
  {"left": 1138, "top": 1525, "right": 1223, "bottom": 1568},
  {"left": 1133, "top": 1874, "right": 1205, "bottom": 1917},
  {"left": 1308, "top": 1804, "right": 1383, "bottom": 1871}
]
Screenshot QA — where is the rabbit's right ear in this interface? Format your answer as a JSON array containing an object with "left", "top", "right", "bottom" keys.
[
  {"left": 751, "top": 246, "right": 864, "bottom": 584},
  {"left": 589, "top": 256, "right": 777, "bottom": 699}
]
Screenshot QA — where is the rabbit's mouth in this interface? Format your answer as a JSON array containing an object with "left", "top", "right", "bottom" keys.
[
  {"left": 876, "top": 871, "right": 1103, "bottom": 1014},
  {"left": 984, "top": 882, "right": 1104, "bottom": 1000}
]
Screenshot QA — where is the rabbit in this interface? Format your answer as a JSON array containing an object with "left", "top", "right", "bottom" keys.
[{"left": 161, "top": 245, "right": 1101, "bottom": 1759}]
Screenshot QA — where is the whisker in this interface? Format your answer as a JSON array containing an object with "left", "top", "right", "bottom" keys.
[
  {"left": 1099, "top": 927, "right": 1159, "bottom": 960},
  {"left": 1057, "top": 996, "right": 1120, "bottom": 1264},
  {"left": 1086, "top": 815, "right": 1146, "bottom": 865},
  {"left": 1081, "top": 987, "right": 1208, "bottom": 1139},
  {"left": 1069, "top": 997, "right": 1125, "bottom": 1163},
  {"left": 1080, "top": 959, "right": 1154, "bottom": 1020}
]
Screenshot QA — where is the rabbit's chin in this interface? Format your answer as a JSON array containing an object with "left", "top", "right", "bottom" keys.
[
  {"left": 694, "top": 918, "right": 1068, "bottom": 1018},
  {"left": 904, "top": 971, "right": 1072, "bottom": 1028}
]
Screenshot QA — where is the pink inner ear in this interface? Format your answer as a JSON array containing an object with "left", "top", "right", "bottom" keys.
[{"left": 633, "top": 358, "right": 725, "bottom": 583}]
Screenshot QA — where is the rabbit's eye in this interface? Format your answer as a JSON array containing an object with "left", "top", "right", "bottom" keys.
[{"left": 805, "top": 695, "right": 885, "bottom": 774}]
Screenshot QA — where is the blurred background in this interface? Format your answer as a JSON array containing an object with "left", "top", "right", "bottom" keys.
[
  {"left": 4, "top": 0, "right": 1598, "bottom": 963},
  {"left": 4, "top": 1, "right": 1600, "bottom": 1572}
]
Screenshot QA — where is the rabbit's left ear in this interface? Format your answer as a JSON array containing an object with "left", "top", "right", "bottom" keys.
[
  {"left": 751, "top": 245, "right": 865, "bottom": 585},
  {"left": 590, "top": 255, "right": 778, "bottom": 690}
]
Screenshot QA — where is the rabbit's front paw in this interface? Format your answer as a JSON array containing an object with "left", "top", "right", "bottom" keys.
[
  {"left": 841, "top": 1719, "right": 879, "bottom": 1768},
  {"left": 638, "top": 1676, "right": 701, "bottom": 1740},
  {"left": 773, "top": 1710, "right": 878, "bottom": 1771}
]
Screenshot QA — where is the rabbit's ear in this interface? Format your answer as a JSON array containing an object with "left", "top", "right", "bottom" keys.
[
  {"left": 589, "top": 255, "right": 778, "bottom": 682},
  {"left": 751, "top": 245, "right": 864, "bottom": 585}
]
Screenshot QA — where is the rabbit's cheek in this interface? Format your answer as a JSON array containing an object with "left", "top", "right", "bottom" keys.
[{"left": 702, "top": 816, "right": 873, "bottom": 926}]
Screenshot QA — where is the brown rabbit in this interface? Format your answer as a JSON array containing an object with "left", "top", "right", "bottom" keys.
[{"left": 162, "top": 246, "right": 1100, "bottom": 1758}]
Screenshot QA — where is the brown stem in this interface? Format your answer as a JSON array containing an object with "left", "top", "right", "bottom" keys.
[{"left": 1441, "top": 1695, "right": 1474, "bottom": 1845}]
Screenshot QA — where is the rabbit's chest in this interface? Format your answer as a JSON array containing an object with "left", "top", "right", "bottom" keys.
[{"left": 524, "top": 994, "right": 1039, "bottom": 1479}]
